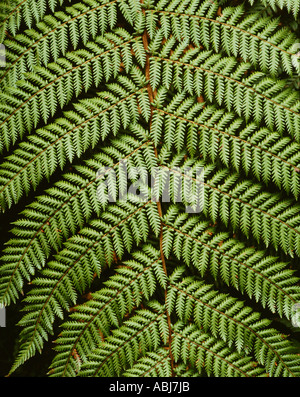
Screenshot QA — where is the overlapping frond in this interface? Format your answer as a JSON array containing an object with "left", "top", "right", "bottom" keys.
[
  {"left": 172, "top": 322, "right": 267, "bottom": 377},
  {"left": 151, "top": 92, "right": 300, "bottom": 199},
  {"left": 158, "top": 153, "right": 300, "bottom": 257},
  {"left": 168, "top": 268, "right": 300, "bottom": 377},
  {"left": 122, "top": 348, "right": 172, "bottom": 377},
  {"left": 0, "top": 132, "right": 156, "bottom": 305},
  {"left": 162, "top": 205, "right": 300, "bottom": 319},
  {"left": 8, "top": 199, "right": 160, "bottom": 374},
  {"left": 0, "top": 28, "right": 147, "bottom": 152},
  {"left": 79, "top": 301, "right": 169, "bottom": 377},
  {"left": 48, "top": 245, "right": 165, "bottom": 376},
  {"left": 0, "top": 0, "right": 143, "bottom": 42},
  {"left": 0, "top": 0, "right": 119, "bottom": 88},
  {"left": 0, "top": 0, "right": 68, "bottom": 41},
  {"left": 248, "top": 0, "right": 300, "bottom": 18},
  {"left": 147, "top": 1, "right": 300, "bottom": 76},
  {"left": 150, "top": 37, "right": 300, "bottom": 138},
  {"left": 0, "top": 70, "right": 150, "bottom": 210}
]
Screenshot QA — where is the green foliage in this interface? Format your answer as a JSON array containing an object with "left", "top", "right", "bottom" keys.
[{"left": 0, "top": 0, "right": 300, "bottom": 378}]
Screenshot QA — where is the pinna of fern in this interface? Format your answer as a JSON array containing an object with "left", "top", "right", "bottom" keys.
[{"left": 0, "top": 0, "right": 300, "bottom": 379}]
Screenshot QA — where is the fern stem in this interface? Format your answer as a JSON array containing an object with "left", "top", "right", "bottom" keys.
[
  {"left": 157, "top": 199, "right": 175, "bottom": 376},
  {"left": 142, "top": 14, "right": 175, "bottom": 374}
]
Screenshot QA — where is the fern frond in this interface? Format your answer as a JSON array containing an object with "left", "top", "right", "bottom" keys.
[
  {"left": 247, "top": 0, "right": 300, "bottom": 19},
  {"left": 0, "top": 72, "right": 149, "bottom": 209},
  {"left": 168, "top": 269, "right": 300, "bottom": 377},
  {"left": 172, "top": 322, "right": 267, "bottom": 377},
  {"left": 79, "top": 302, "right": 169, "bottom": 377},
  {"left": 0, "top": 0, "right": 143, "bottom": 42},
  {"left": 150, "top": 40, "right": 300, "bottom": 138},
  {"left": 49, "top": 245, "right": 165, "bottom": 376},
  {"left": 146, "top": 2, "right": 299, "bottom": 76},
  {"left": 158, "top": 154, "right": 300, "bottom": 257},
  {"left": 8, "top": 198, "right": 159, "bottom": 374},
  {"left": 122, "top": 348, "right": 172, "bottom": 377},
  {"left": 162, "top": 205, "right": 300, "bottom": 318},
  {"left": 1, "top": 0, "right": 299, "bottom": 379},
  {"left": 0, "top": 29, "right": 146, "bottom": 152},
  {"left": 0, "top": 133, "right": 156, "bottom": 305},
  {"left": 152, "top": 93, "right": 300, "bottom": 199},
  {"left": 0, "top": 0, "right": 68, "bottom": 41},
  {"left": 0, "top": 0, "right": 119, "bottom": 88}
]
